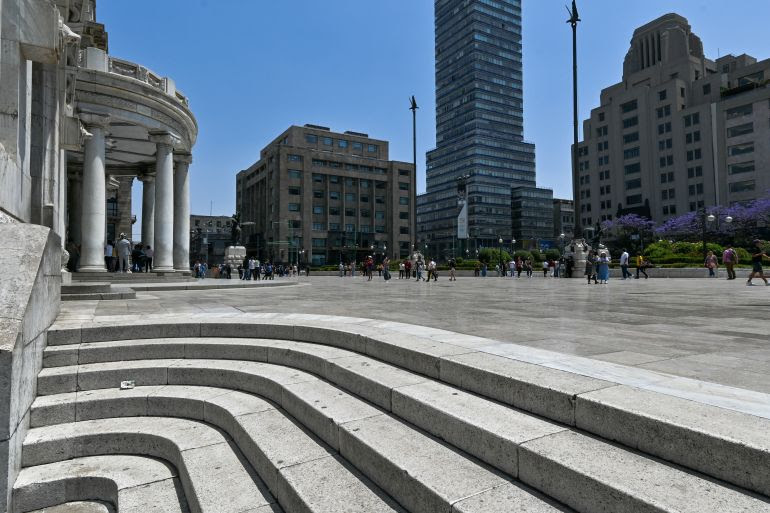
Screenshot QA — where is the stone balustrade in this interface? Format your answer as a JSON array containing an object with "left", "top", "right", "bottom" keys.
[{"left": 78, "top": 48, "right": 189, "bottom": 107}]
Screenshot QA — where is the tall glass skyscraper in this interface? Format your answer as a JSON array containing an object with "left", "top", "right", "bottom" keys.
[{"left": 418, "top": 0, "right": 538, "bottom": 256}]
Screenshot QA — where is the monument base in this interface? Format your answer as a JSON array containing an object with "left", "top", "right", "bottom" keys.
[
  {"left": 225, "top": 246, "right": 247, "bottom": 268},
  {"left": 564, "top": 238, "right": 590, "bottom": 278}
]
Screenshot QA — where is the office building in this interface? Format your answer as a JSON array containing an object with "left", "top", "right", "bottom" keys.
[
  {"left": 575, "top": 13, "right": 770, "bottom": 230},
  {"left": 417, "top": 0, "right": 542, "bottom": 258},
  {"left": 553, "top": 199, "right": 575, "bottom": 240},
  {"left": 236, "top": 125, "right": 415, "bottom": 266},
  {"left": 510, "top": 186, "right": 554, "bottom": 249}
]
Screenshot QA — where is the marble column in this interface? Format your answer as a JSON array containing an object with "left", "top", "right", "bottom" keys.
[
  {"left": 68, "top": 171, "right": 82, "bottom": 246},
  {"left": 78, "top": 113, "right": 110, "bottom": 272},
  {"left": 173, "top": 153, "right": 192, "bottom": 271},
  {"left": 149, "top": 131, "right": 178, "bottom": 272},
  {"left": 140, "top": 173, "right": 155, "bottom": 247}
]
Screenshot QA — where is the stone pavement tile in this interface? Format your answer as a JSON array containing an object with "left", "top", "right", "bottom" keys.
[
  {"left": 639, "top": 357, "right": 770, "bottom": 393},
  {"left": 589, "top": 351, "right": 671, "bottom": 366},
  {"left": 644, "top": 376, "right": 770, "bottom": 420}
]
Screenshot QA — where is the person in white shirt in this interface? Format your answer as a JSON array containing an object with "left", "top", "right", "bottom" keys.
[
  {"left": 116, "top": 234, "right": 131, "bottom": 273},
  {"left": 542, "top": 260, "right": 549, "bottom": 278},
  {"left": 104, "top": 241, "right": 114, "bottom": 272},
  {"left": 620, "top": 249, "right": 631, "bottom": 280},
  {"left": 247, "top": 257, "right": 255, "bottom": 280}
]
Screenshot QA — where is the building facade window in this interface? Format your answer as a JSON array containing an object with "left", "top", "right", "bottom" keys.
[
  {"left": 621, "top": 99, "right": 638, "bottom": 113},
  {"left": 624, "top": 162, "right": 641, "bottom": 174},
  {"left": 729, "top": 180, "right": 755, "bottom": 193},
  {"left": 728, "top": 161, "right": 755, "bottom": 175},
  {"left": 727, "top": 123, "right": 753, "bottom": 138},
  {"left": 726, "top": 104, "right": 753, "bottom": 119},
  {"left": 625, "top": 178, "right": 642, "bottom": 190},
  {"left": 288, "top": 154, "right": 302, "bottom": 162},
  {"left": 728, "top": 142, "right": 754, "bottom": 156}
]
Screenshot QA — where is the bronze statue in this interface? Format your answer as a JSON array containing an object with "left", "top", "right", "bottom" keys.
[{"left": 230, "top": 211, "right": 242, "bottom": 246}]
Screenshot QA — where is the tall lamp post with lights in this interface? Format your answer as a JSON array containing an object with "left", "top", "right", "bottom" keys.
[
  {"left": 498, "top": 237, "right": 504, "bottom": 277},
  {"left": 701, "top": 210, "right": 733, "bottom": 261}
]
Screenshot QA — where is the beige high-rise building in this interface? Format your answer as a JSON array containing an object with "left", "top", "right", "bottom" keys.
[
  {"left": 574, "top": 13, "right": 770, "bottom": 230},
  {"left": 236, "top": 125, "right": 415, "bottom": 266}
]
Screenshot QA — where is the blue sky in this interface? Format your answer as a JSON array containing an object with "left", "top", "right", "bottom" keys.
[{"left": 98, "top": 1, "right": 770, "bottom": 224}]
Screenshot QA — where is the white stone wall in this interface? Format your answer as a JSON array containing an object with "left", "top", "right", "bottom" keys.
[{"left": 0, "top": 224, "right": 61, "bottom": 513}]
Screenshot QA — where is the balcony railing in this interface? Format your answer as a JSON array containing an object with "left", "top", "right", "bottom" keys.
[
  {"left": 78, "top": 47, "right": 189, "bottom": 108},
  {"left": 108, "top": 57, "right": 189, "bottom": 107}
]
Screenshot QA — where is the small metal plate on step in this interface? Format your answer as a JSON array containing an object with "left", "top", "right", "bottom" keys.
[{"left": 120, "top": 380, "right": 135, "bottom": 390}]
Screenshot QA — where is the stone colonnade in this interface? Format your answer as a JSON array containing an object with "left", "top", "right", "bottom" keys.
[{"left": 76, "top": 114, "right": 192, "bottom": 273}]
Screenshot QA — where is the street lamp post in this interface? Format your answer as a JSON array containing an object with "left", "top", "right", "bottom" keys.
[
  {"left": 498, "top": 237, "right": 503, "bottom": 277},
  {"left": 567, "top": 0, "right": 581, "bottom": 238},
  {"left": 701, "top": 210, "right": 733, "bottom": 260}
]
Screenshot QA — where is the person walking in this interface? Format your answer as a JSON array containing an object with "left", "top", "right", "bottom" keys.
[
  {"left": 404, "top": 259, "right": 411, "bottom": 280},
  {"left": 516, "top": 257, "right": 523, "bottom": 278},
  {"left": 723, "top": 246, "right": 738, "bottom": 280},
  {"left": 399, "top": 261, "right": 405, "bottom": 279},
  {"left": 747, "top": 240, "right": 769, "bottom": 286},
  {"left": 704, "top": 250, "right": 718, "bottom": 278},
  {"left": 474, "top": 262, "right": 480, "bottom": 277},
  {"left": 415, "top": 259, "right": 425, "bottom": 282},
  {"left": 116, "top": 233, "right": 131, "bottom": 273},
  {"left": 542, "top": 259, "right": 549, "bottom": 277},
  {"left": 585, "top": 251, "right": 597, "bottom": 284},
  {"left": 597, "top": 252, "right": 611, "bottom": 284},
  {"left": 635, "top": 253, "right": 648, "bottom": 279},
  {"left": 619, "top": 249, "right": 631, "bottom": 280},
  {"left": 448, "top": 257, "right": 457, "bottom": 281}
]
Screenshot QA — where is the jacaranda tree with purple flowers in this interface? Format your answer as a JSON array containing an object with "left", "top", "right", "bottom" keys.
[{"left": 601, "top": 213, "right": 656, "bottom": 252}]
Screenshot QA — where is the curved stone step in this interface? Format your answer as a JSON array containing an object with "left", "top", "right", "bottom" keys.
[
  {"left": 28, "top": 385, "right": 564, "bottom": 513},
  {"left": 41, "top": 336, "right": 770, "bottom": 499},
  {"left": 13, "top": 455, "right": 186, "bottom": 513},
  {"left": 22, "top": 417, "right": 278, "bottom": 513},
  {"left": 34, "top": 359, "right": 770, "bottom": 512},
  {"left": 26, "top": 501, "right": 113, "bottom": 513},
  {"left": 30, "top": 386, "right": 404, "bottom": 513}
]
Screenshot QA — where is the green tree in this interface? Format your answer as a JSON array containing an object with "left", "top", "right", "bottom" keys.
[{"left": 478, "top": 248, "right": 510, "bottom": 265}]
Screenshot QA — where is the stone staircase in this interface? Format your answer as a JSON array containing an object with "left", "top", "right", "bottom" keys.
[
  {"left": 72, "top": 272, "right": 195, "bottom": 283},
  {"left": 11, "top": 318, "right": 770, "bottom": 513},
  {"left": 60, "top": 283, "right": 135, "bottom": 301}
]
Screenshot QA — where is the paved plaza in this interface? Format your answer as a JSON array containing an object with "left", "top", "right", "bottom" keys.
[{"left": 59, "top": 275, "right": 770, "bottom": 398}]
